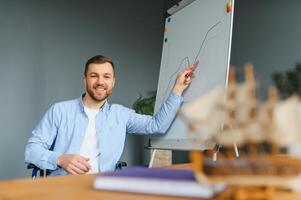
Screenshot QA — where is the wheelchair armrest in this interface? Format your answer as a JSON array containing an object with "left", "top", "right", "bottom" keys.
[
  {"left": 115, "top": 161, "right": 127, "bottom": 171},
  {"left": 27, "top": 163, "right": 42, "bottom": 177},
  {"left": 26, "top": 163, "right": 50, "bottom": 178},
  {"left": 27, "top": 163, "right": 37, "bottom": 169}
]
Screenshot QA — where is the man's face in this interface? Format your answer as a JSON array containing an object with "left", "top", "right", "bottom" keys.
[{"left": 84, "top": 62, "right": 115, "bottom": 102}]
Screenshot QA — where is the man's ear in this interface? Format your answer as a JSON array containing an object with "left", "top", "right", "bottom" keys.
[
  {"left": 83, "top": 75, "right": 87, "bottom": 87},
  {"left": 112, "top": 77, "right": 116, "bottom": 88}
]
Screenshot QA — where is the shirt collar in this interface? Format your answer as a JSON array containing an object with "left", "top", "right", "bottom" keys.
[{"left": 78, "top": 93, "right": 109, "bottom": 113}]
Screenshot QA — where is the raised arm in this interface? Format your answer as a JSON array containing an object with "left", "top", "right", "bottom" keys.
[{"left": 126, "top": 64, "right": 196, "bottom": 134}]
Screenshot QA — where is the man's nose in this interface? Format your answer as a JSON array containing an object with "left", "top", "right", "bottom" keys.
[{"left": 97, "top": 77, "right": 105, "bottom": 85}]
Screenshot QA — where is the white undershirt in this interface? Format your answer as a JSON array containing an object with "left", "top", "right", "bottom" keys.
[{"left": 80, "top": 106, "right": 100, "bottom": 174}]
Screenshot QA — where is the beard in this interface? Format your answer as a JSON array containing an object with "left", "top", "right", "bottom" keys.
[{"left": 86, "top": 84, "right": 113, "bottom": 102}]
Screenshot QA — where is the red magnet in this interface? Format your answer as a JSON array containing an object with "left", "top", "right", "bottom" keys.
[{"left": 226, "top": 2, "right": 232, "bottom": 13}]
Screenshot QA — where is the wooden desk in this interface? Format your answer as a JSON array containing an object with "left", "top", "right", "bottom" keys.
[
  {"left": 0, "top": 174, "right": 199, "bottom": 200},
  {"left": 0, "top": 168, "right": 301, "bottom": 200}
]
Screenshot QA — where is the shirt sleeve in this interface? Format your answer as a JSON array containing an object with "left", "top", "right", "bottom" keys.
[
  {"left": 25, "top": 104, "right": 62, "bottom": 170},
  {"left": 126, "top": 92, "right": 183, "bottom": 134}
]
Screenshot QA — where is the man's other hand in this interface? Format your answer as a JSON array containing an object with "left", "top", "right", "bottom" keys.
[{"left": 57, "top": 154, "right": 91, "bottom": 175}]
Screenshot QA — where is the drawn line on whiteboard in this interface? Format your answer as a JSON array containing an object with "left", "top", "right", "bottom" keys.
[
  {"left": 161, "top": 21, "right": 222, "bottom": 103},
  {"left": 193, "top": 21, "right": 221, "bottom": 63}
]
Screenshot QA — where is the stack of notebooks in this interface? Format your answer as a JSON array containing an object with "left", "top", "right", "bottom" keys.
[{"left": 93, "top": 167, "right": 226, "bottom": 198}]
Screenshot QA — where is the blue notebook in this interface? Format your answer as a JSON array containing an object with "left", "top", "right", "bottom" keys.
[{"left": 93, "top": 167, "right": 225, "bottom": 198}]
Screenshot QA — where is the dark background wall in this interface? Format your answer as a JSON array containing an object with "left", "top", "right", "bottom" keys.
[
  {"left": 231, "top": 0, "right": 301, "bottom": 98},
  {"left": 0, "top": 0, "right": 164, "bottom": 179}
]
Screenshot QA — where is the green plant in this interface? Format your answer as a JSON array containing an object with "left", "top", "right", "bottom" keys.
[
  {"left": 132, "top": 91, "right": 156, "bottom": 115},
  {"left": 272, "top": 63, "right": 301, "bottom": 99}
]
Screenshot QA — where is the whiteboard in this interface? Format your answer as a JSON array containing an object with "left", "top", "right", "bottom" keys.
[{"left": 150, "top": 0, "right": 234, "bottom": 150}]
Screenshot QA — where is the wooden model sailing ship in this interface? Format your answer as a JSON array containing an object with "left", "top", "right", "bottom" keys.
[{"left": 179, "top": 63, "right": 301, "bottom": 199}]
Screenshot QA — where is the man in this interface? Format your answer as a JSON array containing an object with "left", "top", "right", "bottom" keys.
[{"left": 25, "top": 55, "right": 195, "bottom": 176}]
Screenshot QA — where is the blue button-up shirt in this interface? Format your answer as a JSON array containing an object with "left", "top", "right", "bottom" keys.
[{"left": 25, "top": 92, "right": 183, "bottom": 175}]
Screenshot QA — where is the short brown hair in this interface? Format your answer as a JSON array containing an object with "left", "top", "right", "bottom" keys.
[{"left": 84, "top": 55, "right": 115, "bottom": 76}]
